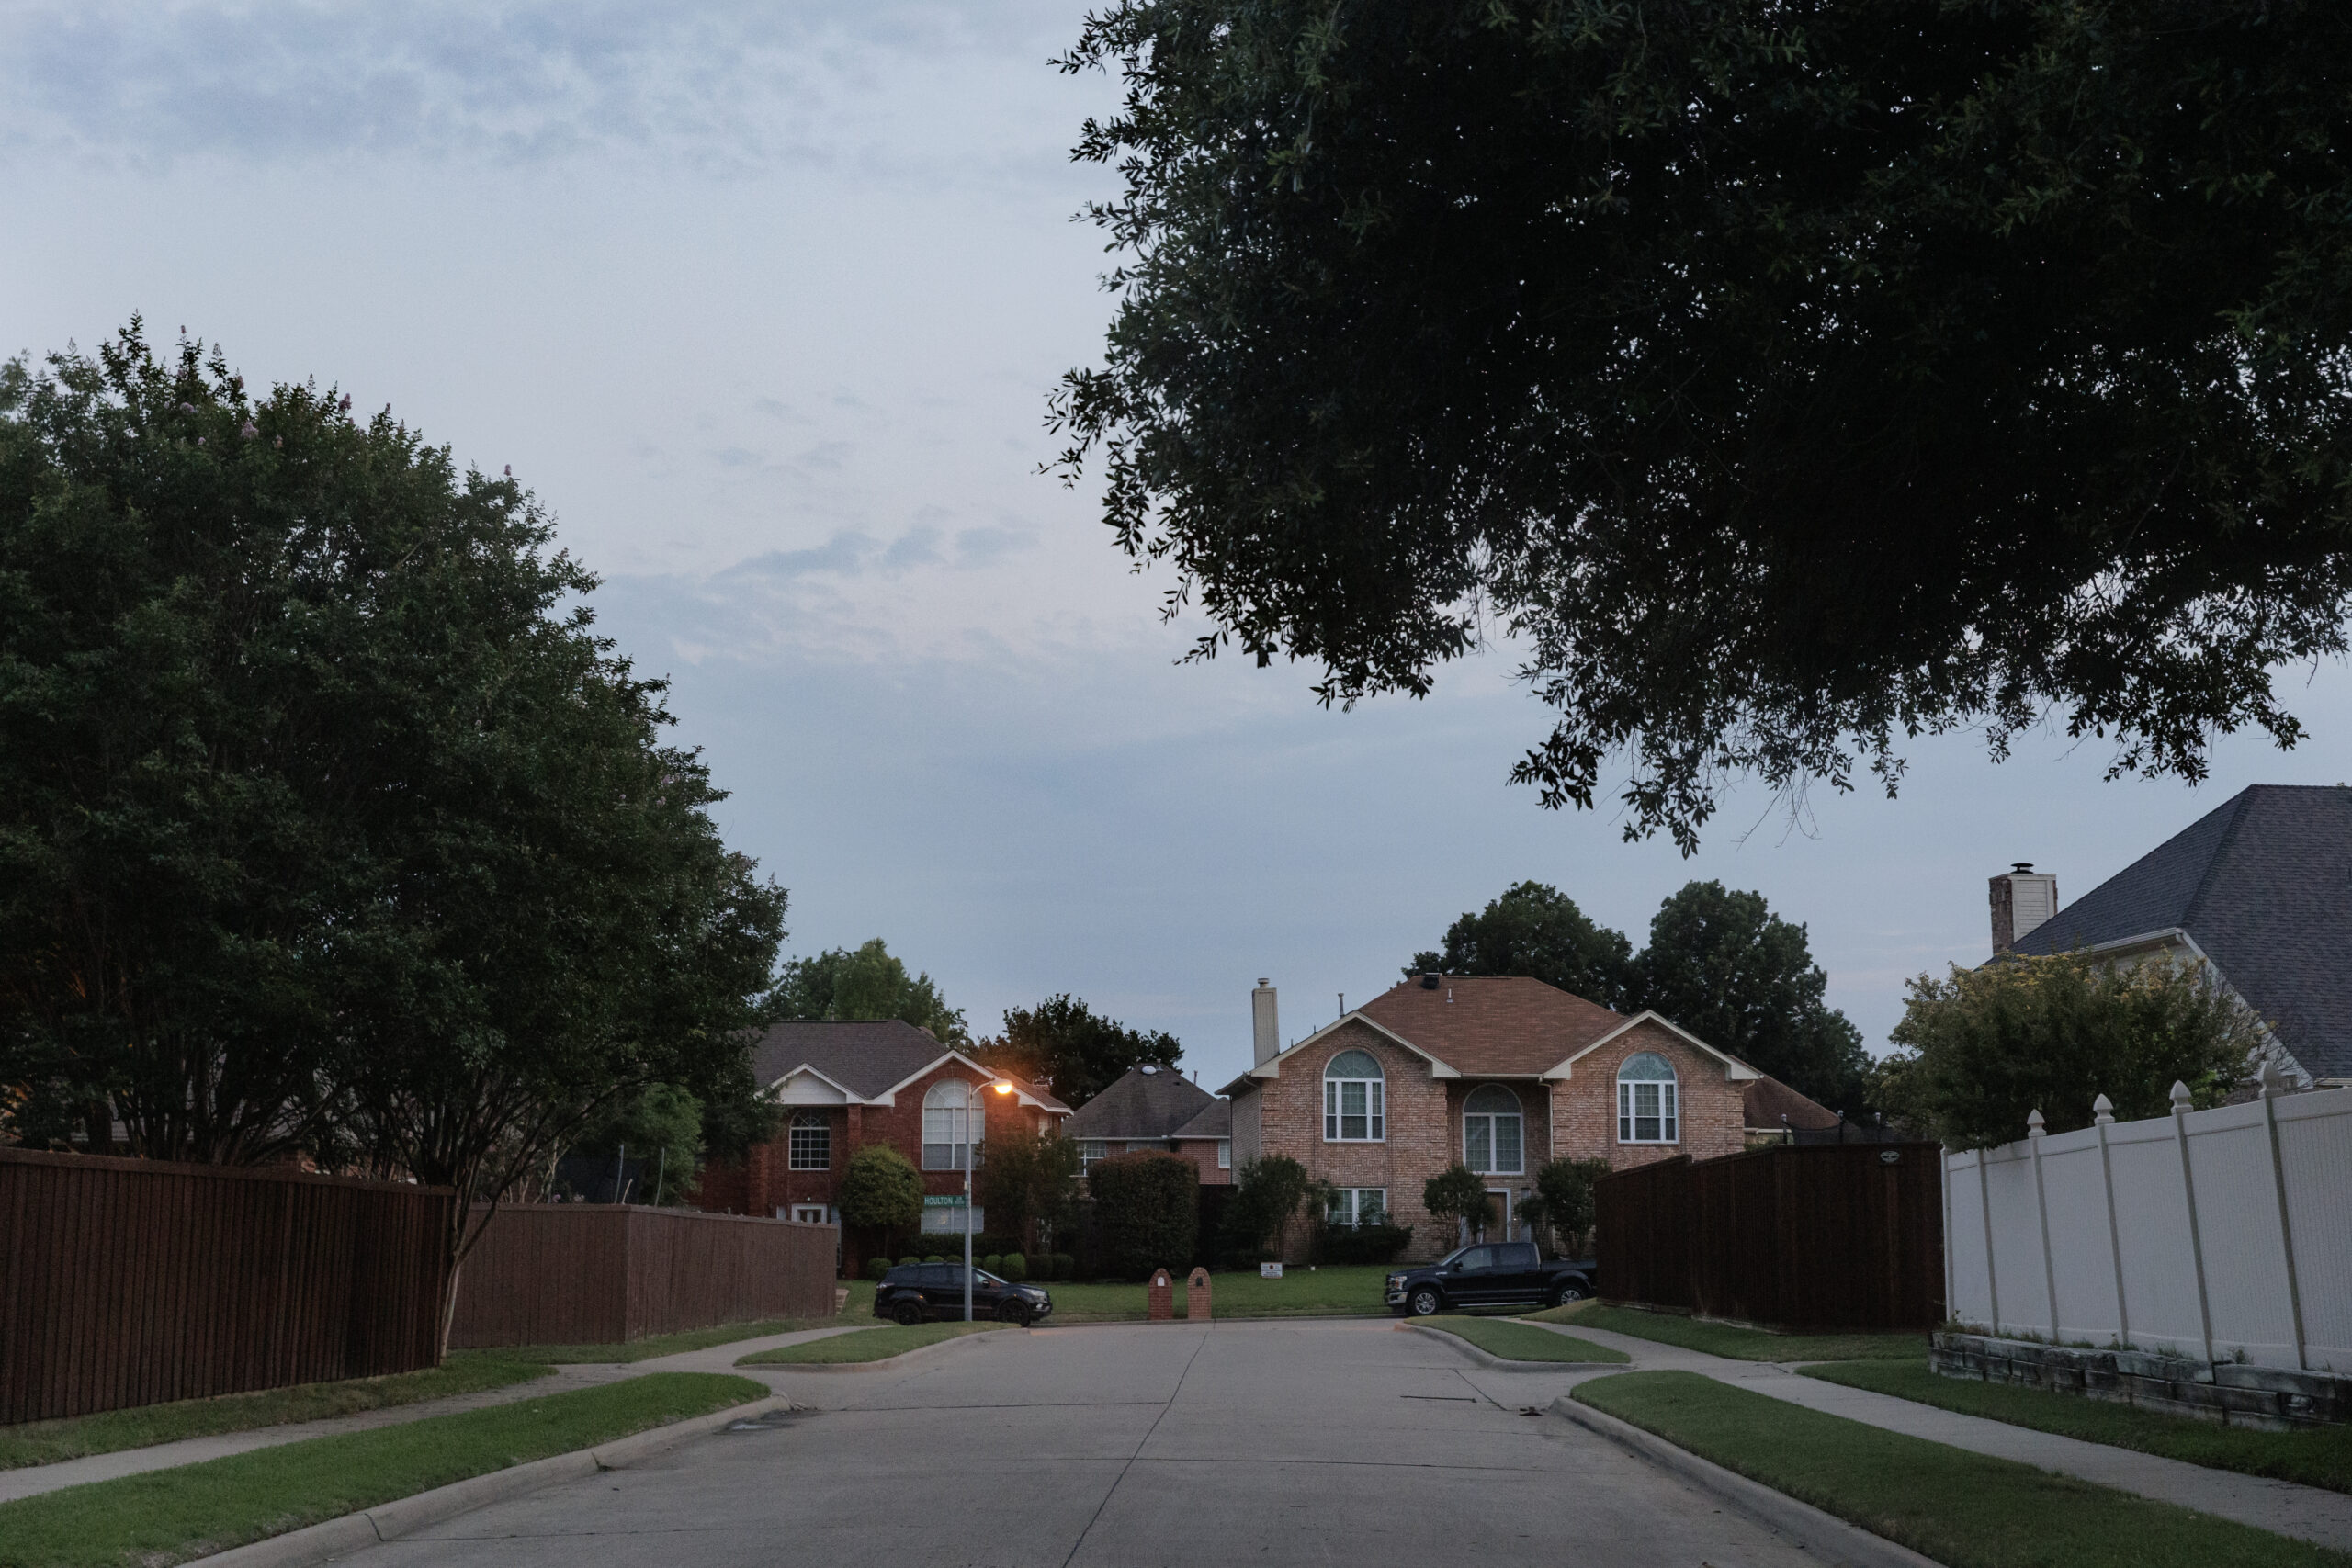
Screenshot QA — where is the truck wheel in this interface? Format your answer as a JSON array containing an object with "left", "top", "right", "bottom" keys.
[
  {"left": 1551, "top": 1280, "right": 1588, "bottom": 1308},
  {"left": 892, "top": 1300, "right": 924, "bottom": 1326},
  {"left": 997, "top": 1300, "right": 1031, "bottom": 1325},
  {"left": 1408, "top": 1285, "right": 1444, "bottom": 1316}
]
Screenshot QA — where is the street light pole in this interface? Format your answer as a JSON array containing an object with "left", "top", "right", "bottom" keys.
[{"left": 963, "top": 1079, "right": 977, "bottom": 1323}]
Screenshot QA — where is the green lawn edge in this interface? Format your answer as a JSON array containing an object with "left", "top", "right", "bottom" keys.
[
  {"left": 497, "top": 1314, "right": 864, "bottom": 1363},
  {"left": 1574, "top": 1371, "right": 2347, "bottom": 1568},
  {"left": 1524, "top": 1302, "right": 1927, "bottom": 1361},
  {"left": 0, "top": 1372, "right": 766, "bottom": 1568},
  {"left": 0, "top": 1357, "right": 553, "bottom": 1472},
  {"left": 737, "top": 1321, "right": 1009, "bottom": 1365},
  {"left": 1419, "top": 1317, "right": 1629, "bottom": 1364},
  {"left": 1805, "top": 1359, "right": 2352, "bottom": 1496}
]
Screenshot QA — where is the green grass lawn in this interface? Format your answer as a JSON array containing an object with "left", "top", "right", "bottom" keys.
[
  {"left": 0, "top": 1373, "right": 764, "bottom": 1568},
  {"left": 497, "top": 1314, "right": 864, "bottom": 1363},
  {"left": 1523, "top": 1302, "right": 1927, "bottom": 1361},
  {"left": 1416, "top": 1317, "right": 1629, "bottom": 1364},
  {"left": 736, "top": 1322, "right": 1009, "bottom": 1365},
  {"left": 1034, "top": 1263, "right": 1396, "bottom": 1321},
  {"left": 0, "top": 1356, "right": 552, "bottom": 1472},
  {"left": 1808, "top": 1359, "right": 2352, "bottom": 1496},
  {"left": 1575, "top": 1371, "right": 2346, "bottom": 1568}
]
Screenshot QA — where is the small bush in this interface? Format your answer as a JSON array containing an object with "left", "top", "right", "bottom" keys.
[
  {"left": 1051, "top": 1252, "right": 1074, "bottom": 1280},
  {"left": 1319, "top": 1222, "right": 1414, "bottom": 1266},
  {"left": 983, "top": 1253, "right": 1004, "bottom": 1272},
  {"left": 1089, "top": 1151, "right": 1199, "bottom": 1280},
  {"left": 1001, "top": 1252, "right": 1027, "bottom": 1280},
  {"left": 923, "top": 1254, "right": 945, "bottom": 1264},
  {"left": 898, "top": 1256, "right": 919, "bottom": 1268},
  {"left": 865, "top": 1257, "right": 892, "bottom": 1281}
]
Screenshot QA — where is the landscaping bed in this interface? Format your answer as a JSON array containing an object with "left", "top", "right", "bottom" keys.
[
  {"left": 1040, "top": 1264, "right": 1396, "bottom": 1321},
  {"left": 0, "top": 1373, "right": 765, "bottom": 1568},
  {"left": 1574, "top": 1371, "right": 2346, "bottom": 1568},
  {"left": 1416, "top": 1318, "right": 1626, "bottom": 1364},
  {"left": 737, "top": 1322, "right": 1007, "bottom": 1366},
  {"left": 1807, "top": 1359, "right": 2352, "bottom": 1496},
  {"left": 1525, "top": 1302, "right": 1926, "bottom": 1362}
]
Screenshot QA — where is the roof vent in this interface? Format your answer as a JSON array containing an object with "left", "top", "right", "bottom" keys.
[
  {"left": 1139, "top": 1065, "right": 1158, "bottom": 1075},
  {"left": 1420, "top": 973, "right": 1441, "bottom": 989}
]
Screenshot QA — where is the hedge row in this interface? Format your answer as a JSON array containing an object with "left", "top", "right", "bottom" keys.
[{"left": 865, "top": 1252, "right": 1078, "bottom": 1281}]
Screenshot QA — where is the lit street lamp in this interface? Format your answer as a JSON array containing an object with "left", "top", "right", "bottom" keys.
[{"left": 965, "top": 1078, "right": 1015, "bottom": 1322}]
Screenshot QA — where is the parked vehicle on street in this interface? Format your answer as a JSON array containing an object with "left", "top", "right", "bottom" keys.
[
  {"left": 875, "top": 1262, "right": 1054, "bottom": 1325},
  {"left": 1385, "top": 1243, "right": 1595, "bottom": 1316}
]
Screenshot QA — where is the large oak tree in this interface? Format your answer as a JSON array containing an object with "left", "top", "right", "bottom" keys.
[{"left": 1053, "top": 0, "right": 2352, "bottom": 847}]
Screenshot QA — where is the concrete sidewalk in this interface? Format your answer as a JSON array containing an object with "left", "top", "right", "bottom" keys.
[
  {"left": 0, "top": 1324, "right": 874, "bottom": 1505},
  {"left": 1537, "top": 1319, "right": 2352, "bottom": 1552}
]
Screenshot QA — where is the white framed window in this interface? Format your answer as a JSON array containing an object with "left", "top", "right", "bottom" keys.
[
  {"left": 1079, "top": 1139, "right": 1109, "bottom": 1172},
  {"left": 1617, "top": 1052, "right": 1679, "bottom": 1144},
  {"left": 1216, "top": 1138, "right": 1230, "bottom": 1170},
  {"left": 922, "top": 1080, "right": 978, "bottom": 1169},
  {"left": 1326, "top": 1188, "right": 1387, "bottom": 1228},
  {"left": 1462, "top": 1085, "right": 1524, "bottom": 1175},
  {"left": 789, "top": 1204, "right": 828, "bottom": 1224},
  {"left": 787, "top": 1110, "right": 831, "bottom": 1170},
  {"left": 1323, "top": 1049, "right": 1385, "bottom": 1142}
]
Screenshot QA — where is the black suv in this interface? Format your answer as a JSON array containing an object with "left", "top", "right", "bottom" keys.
[
  {"left": 875, "top": 1262, "right": 1053, "bottom": 1326},
  {"left": 1386, "top": 1242, "right": 1594, "bottom": 1316}
]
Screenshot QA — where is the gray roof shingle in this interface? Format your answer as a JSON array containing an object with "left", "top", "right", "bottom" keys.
[
  {"left": 2010, "top": 784, "right": 2352, "bottom": 1079},
  {"left": 1169, "top": 1099, "right": 1231, "bottom": 1140},
  {"left": 749, "top": 1019, "right": 956, "bottom": 1100},
  {"left": 1064, "top": 1066, "right": 1217, "bottom": 1140}
]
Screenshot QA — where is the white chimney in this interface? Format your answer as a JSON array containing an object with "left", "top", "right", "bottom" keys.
[
  {"left": 1989, "top": 863, "right": 2059, "bottom": 955},
  {"left": 1251, "top": 979, "right": 1280, "bottom": 1066}
]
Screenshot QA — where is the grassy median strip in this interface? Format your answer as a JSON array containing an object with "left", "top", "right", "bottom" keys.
[
  {"left": 1523, "top": 1302, "right": 1925, "bottom": 1362},
  {"left": 737, "top": 1321, "right": 1009, "bottom": 1366},
  {"left": 1419, "top": 1317, "right": 1628, "bottom": 1364},
  {"left": 0, "top": 1372, "right": 764, "bottom": 1568},
  {"left": 1806, "top": 1359, "right": 2352, "bottom": 1496},
  {"left": 1575, "top": 1371, "right": 2346, "bottom": 1568},
  {"left": 0, "top": 1356, "right": 552, "bottom": 1472}
]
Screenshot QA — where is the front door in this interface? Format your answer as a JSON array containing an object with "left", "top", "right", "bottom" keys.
[{"left": 1481, "top": 1189, "right": 1510, "bottom": 1243}]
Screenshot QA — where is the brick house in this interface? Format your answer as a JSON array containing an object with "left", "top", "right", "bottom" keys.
[
  {"left": 692, "top": 1020, "right": 1069, "bottom": 1269},
  {"left": 1063, "top": 1065, "right": 1233, "bottom": 1185},
  {"left": 1223, "top": 975, "right": 1770, "bottom": 1262}
]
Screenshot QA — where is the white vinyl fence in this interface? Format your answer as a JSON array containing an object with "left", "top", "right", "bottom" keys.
[{"left": 1944, "top": 1075, "right": 2352, "bottom": 1373}]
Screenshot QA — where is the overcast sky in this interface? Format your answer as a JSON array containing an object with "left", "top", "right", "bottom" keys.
[{"left": 8, "top": 1, "right": 2349, "bottom": 1098}]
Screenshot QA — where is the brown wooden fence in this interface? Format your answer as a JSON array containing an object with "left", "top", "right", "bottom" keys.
[
  {"left": 1595, "top": 1142, "right": 1945, "bottom": 1331},
  {"left": 447, "top": 1203, "right": 838, "bottom": 1348},
  {"left": 0, "top": 1147, "right": 455, "bottom": 1426}
]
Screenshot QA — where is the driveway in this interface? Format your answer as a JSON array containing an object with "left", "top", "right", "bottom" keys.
[{"left": 355, "top": 1318, "right": 1836, "bottom": 1568}]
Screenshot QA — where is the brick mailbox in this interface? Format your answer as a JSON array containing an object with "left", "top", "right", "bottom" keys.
[
  {"left": 1187, "top": 1267, "right": 1212, "bottom": 1322},
  {"left": 1148, "top": 1268, "right": 1174, "bottom": 1321}
]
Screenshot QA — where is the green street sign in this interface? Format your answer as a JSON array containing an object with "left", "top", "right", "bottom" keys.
[{"left": 922, "top": 1195, "right": 968, "bottom": 1208}]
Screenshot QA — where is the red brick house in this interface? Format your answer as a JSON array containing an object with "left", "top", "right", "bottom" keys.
[
  {"left": 692, "top": 1021, "right": 1069, "bottom": 1266},
  {"left": 1223, "top": 976, "right": 1770, "bottom": 1262},
  {"left": 1063, "top": 1065, "right": 1233, "bottom": 1185}
]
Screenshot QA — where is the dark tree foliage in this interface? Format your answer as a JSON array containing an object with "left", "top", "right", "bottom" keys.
[
  {"left": 839, "top": 1142, "right": 925, "bottom": 1236},
  {"left": 1087, "top": 1149, "right": 1199, "bottom": 1280},
  {"left": 1408, "top": 882, "right": 1634, "bottom": 1010},
  {"left": 1217, "top": 1153, "right": 1310, "bottom": 1263},
  {"left": 0, "top": 326, "right": 788, "bottom": 1339},
  {"left": 1052, "top": 0, "right": 2352, "bottom": 848},
  {"left": 773, "top": 938, "right": 967, "bottom": 1045},
  {"left": 977, "top": 994, "right": 1182, "bottom": 1108},
  {"left": 1630, "top": 883, "right": 1870, "bottom": 1115},
  {"left": 1421, "top": 1163, "right": 1491, "bottom": 1245},
  {"left": 979, "top": 1128, "right": 1084, "bottom": 1253}
]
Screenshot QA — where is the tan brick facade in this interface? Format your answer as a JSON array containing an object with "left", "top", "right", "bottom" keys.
[{"left": 1239, "top": 1012, "right": 1751, "bottom": 1262}]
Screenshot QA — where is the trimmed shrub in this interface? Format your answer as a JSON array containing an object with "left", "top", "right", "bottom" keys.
[
  {"left": 1319, "top": 1222, "right": 1413, "bottom": 1266},
  {"left": 838, "top": 1143, "right": 923, "bottom": 1234},
  {"left": 898, "top": 1256, "right": 919, "bottom": 1268},
  {"left": 865, "top": 1256, "right": 892, "bottom": 1281},
  {"left": 1001, "top": 1252, "right": 1027, "bottom": 1280},
  {"left": 1089, "top": 1151, "right": 1199, "bottom": 1280},
  {"left": 982, "top": 1253, "right": 1004, "bottom": 1273},
  {"left": 1051, "top": 1252, "right": 1074, "bottom": 1280},
  {"left": 923, "top": 1254, "right": 945, "bottom": 1264}
]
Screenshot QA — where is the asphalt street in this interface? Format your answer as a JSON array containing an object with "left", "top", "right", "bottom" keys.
[{"left": 354, "top": 1318, "right": 1837, "bottom": 1568}]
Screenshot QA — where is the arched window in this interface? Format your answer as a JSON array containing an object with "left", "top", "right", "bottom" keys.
[
  {"left": 922, "top": 1080, "right": 978, "bottom": 1169},
  {"left": 1617, "top": 1053, "right": 1679, "bottom": 1144},
  {"left": 787, "top": 1110, "right": 831, "bottom": 1171},
  {"left": 1463, "top": 1085, "right": 1523, "bottom": 1175},
  {"left": 1323, "top": 1049, "right": 1385, "bottom": 1142}
]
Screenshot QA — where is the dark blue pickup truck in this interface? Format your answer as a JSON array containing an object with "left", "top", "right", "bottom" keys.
[{"left": 1386, "top": 1241, "right": 1594, "bottom": 1316}]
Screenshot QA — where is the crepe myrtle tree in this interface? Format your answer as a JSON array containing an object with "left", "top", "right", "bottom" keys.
[
  {"left": 1051, "top": 0, "right": 2352, "bottom": 850},
  {"left": 1421, "top": 1164, "right": 1491, "bottom": 1248}
]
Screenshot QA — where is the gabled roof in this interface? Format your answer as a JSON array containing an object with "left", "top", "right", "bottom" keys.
[
  {"left": 1220, "top": 1008, "right": 1461, "bottom": 1096},
  {"left": 1548, "top": 1011, "right": 1762, "bottom": 1081},
  {"left": 1360, "top": 976, "right": 1629, "bottom": 1077},
  {"left": 1743, "top": 1074, "right": 1841, "bottom": 1132},
  {"left": 2009, "top": 784, "right": 2352, "bottom": 1079},
  {"left": 749, "top": 1020, "right": 1068, "bottom": 1112},
  {"left": 1169, "top": 1098, "right": 1231, "bottom": 1140},
  {"left": 1063, "top": 1066, "right": 1216, "bottom": 1140}
]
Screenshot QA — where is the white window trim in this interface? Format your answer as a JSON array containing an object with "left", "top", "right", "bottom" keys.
[
  {"left": 1462, "top": 1087, "right": 1525, "bottom": 1176},
  {"left": 1216, "top": 1138, "right": 1230, "bottom": 1170},
  {"left": 1322, "top": 1052, "right": 1387, "bottom": 1143},
  {"left": 1078, "top": 1139, "right": 1109, "bottom": 1172},
  {"left": 1616, "top": 1056, "right": 1680, "bottom": 1145},
  {"left": 786, "top": 1111, "right": 831, "bottom": 1171},
  {"left": 922, "top": 1081, "right": 980, "bottom": 1170},
  {"left": 1327, "top": 1188, "right": 1388, "bottom": 1228}
]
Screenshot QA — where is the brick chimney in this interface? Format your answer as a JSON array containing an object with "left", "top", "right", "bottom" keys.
[
  {"left": 1989, "top": 863, "right": 2059, "bottom": 955},
  {"left": 1251, "top": 979, "right": 1280, "bottom": 1066}
]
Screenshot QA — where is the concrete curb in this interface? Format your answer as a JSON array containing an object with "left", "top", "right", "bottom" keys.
[
  {"left": 1399, "top": 1321, "right": 1626, "bottom": 1372},
  {"left": 187, "top": 1393, "right": 786, "bottom": 1568},
  {"left": 1551, "top": 1394, "right": 1946, "bottom": 1568},
  {"left": 739, "top": 1325, "right": 1015, "bottom": 1374}
]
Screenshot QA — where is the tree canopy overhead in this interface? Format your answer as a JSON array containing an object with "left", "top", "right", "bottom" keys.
[
  {"left": 977, "top": 994, "right": 1182, "bottom": 1108},
  {"left": 774, "top": 939, "right": 967, "bottom": 1045},
  {"left": 1408, "top": 881, "right": 1634, "bottom": 1010},
  {"left": 1052, "top": 0, "right": 2352, "bottom": 848}
]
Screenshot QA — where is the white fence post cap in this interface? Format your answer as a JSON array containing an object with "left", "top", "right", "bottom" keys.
[
  {"left": 2259, "top": 1061, "right": 2289, "bottom": 1100},
  {"left": 2170, "top": 1079, "right": 2194, "bottom": 1111},
  {"left": 2027, "top": 1109, "right": 2047, "bottom": 1138},
  {"left": 2092, "top": 1093, "right": 2115, "bottom": 1125}
]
